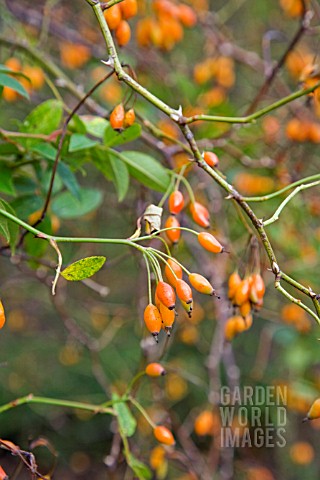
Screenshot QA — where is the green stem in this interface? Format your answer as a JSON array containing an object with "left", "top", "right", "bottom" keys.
[
  {"left": 148, "top": 248, "right": 190, "bottom": 276},
  {"left": 128, "top": 396, "right": 156, "bottom": 429},
  {"left": 184, "top": 82, "right": 320, "bottom": 125},
  {"left": 263, "top": 181, "right": 320, "bottom": 226},
  {"left": 175, "top": 164, "right": 188, "bottom": 190},
  {"left": 146, "top": 250, "right": 163, "bottom": 282},
  {"left": 170, "top": 171, "right": 195, "bottom": 204},
  {"left": 242, "top": 174, "right": 320, "bottom": 202},
  {"left": 0, "top": 394, "right": 114, "bottom": 415},
  {"left": 124, "top": 371, "right": 146, "bottom": 397},
  {"left": 143, "top": 254, "right": 153, "bottom": 305},
  {"left": 158, "top": 175, "right": 175, "bottom": 209}
]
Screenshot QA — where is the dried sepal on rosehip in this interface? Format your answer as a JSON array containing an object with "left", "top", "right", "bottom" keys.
[
  {"left": 153, "top": 425, "right": 175, "bottom": 446},
  {"left": 145, "top": 362, "right": 166, "bottom": 377},
  {"left": 144, "top": 303, "right": 162, "bottom": 342}
]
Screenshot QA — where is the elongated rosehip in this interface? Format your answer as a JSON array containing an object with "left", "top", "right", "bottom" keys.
[
  {"left": 190, "top": 202, "right": 210, "bottom": 228},
  {"left": 304, "top": 398, "right": 320, "bottom": 421},
  {"left": 115, "top": 20, "right": 131, "bottom": 47},
  {"left": 159, "top": 302, "right": 175, "bottom": 335},
  {"left": 176, "top": 279, "right": 193, "bottom": 305},
  {"left": 110, "top": 103, "right": 125, "bottom": 130},
  {"left": 144, "top": 304, "right": 162, "bottom": 342},
  {"left": 103, "top": 4, "right": 122, "bottom": 30},
  {"left": 146, "top": 362, "right": 166, "bottom": 377},
  {"left": 165, "top": 216, "right": 181, "bottom": 244},
  {"left": 203, "top": 151, "right": 219, "bottom": 167},
  {"left": 153, "top": 425, "right": 175, "bottom": 446},
  {"left": 124, "top": 108, "right": 135, "bottom": 127},
  {"left": 156, "top": 281, "right": 176, "bottom": 310},
  {"left": 234, "top": 278, "right": 251, "bottom": 306},
  {"left": 0, "top": 466, "right": 8, "bottom": 480},
  {"left": 251, "top": 273, "right": 265, "bottom": 299},
  {"left": 198, "top": 232, "right": 223, "bottom": 253},
  {"left": 228, "top": 271, "right": 241, "bottom": 300},
  {"left": 0, "top": 301, "right": 5, "bottom": 329},
  {"left": 120, "top": 0, "right": 138, "bottom": 19},
  {"left": 240, "top": 301, "right": 251, "bottom": 318},
  {"left": 189, "top": 273, "right": 214, "bottom": 295},
  {"left": 194, "top": 410, "right": 215, "bottom": 436},
  {"left": 168, "top": 191, "right": 184, "bottom": 215},
  {"left": 165, "top": 258, "right": 183, "bottom": 288}
]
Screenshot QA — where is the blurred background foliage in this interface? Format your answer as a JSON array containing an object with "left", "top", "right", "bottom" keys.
[{"left": 1, "top": 0, "right": 320, "bottom": 478}]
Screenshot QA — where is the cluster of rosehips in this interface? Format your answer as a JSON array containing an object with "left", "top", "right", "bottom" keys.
[
  {"left": 110, "top": 103, "right": 135, "bottom": 131},
  {"left": 286, "top": 118, "right": 320, "bottom": 144},
  {"left": 103, "top": 0, "right": 138, "bottom": 47},
  {"left": 144, "top": 256, "right": 217, "bottom": 341},
  {"left": 136, "top": 0, "right": 196, "bottom": 51},
  {"left": 224, "top": 271, "right": 265, "bottom": 341}
]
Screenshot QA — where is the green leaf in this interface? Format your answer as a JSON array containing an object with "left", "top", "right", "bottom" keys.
[
  {"left": 69, "top": 114, "right": 87, "bottom": 134},
  {"left": 127, "top": 453, "right": 152, "bottom": 480},
  {"left": 108, "top": 151, "right": 130, "bottom": 201},
  {"left": 104, "top": 124, "right": 141, "bottom": 147},
  {"left": 51, "top": 188, "right": 103, "bottom": 219},
  {"left": 69, "top": 134, "right": 99, "bottom": 152},
  {"left": 0, "top": 199, "right": 19, "bottom": 254},
  {"left": 119, "top": 151, "right": 170, "bottom": 192},
  {"left": 20, "top": 100, "right": 63, "bottom": 144},
  {"left": 81, "top": 116, "right": 109, "bottom": 138},
  {"left": 61, "top": 256, "right": 106, "bottom": 281},
  {"left": 0, "top": 73, "right": 29, "bottom": 99},
  {"left": 112, "top": 394, "right": 137, "bottom": 437},
  {"left": 0, "top": 164, "right": 16, "bottom": 195},
  {"left": 32, "top": 143, "right": 56, "bottom": 161}
]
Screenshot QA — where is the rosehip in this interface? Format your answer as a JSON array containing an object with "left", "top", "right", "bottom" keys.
[
  {"left": 153, "top": 425, "right": 175, "bottom": 446},
  {"left": 120, "top": 0, "right": 138, "bottom": 19},
  {"left": 0, "top": 301, "right": 5, "bottom": 329},
  {"left": 110, "top": 103, "right": 125, "bottom": 130},
  {"left": 144, "top": 304, "right": 162, "bottom": 342},
  {"left": 168, "top": 190, "right": 184, "bottom": 215},
  {"left": 165, "top": 216, "right": 181, "bottom": 244},
  {"left": 228, "top": 271, "right": 241, "bottom": 300},
  {"left": 115, "top": 20, "right": 131, "bottom": 47},
  {"left": 188, "top": 273, "right": 214, "bottom": 295},
  {"left": 198, "top": 232, "right": 223, "bottom": 253},
  {"left": 124, "top": 108, "right": 135, "bottom": 127},
  {"left": 234, "top": 278, "right": 251, "bottom": 306},
  {"left": 165, "top": 258, "right": 183, "bottom": 288},
  {"left": 190, "top": 202, "right": 210, "bottom": 228},
  {"left": 146, "top": 363, "right": 166, "bottom": 377},
  {"left": 159, "top": 302, "right": 175, "bottom": 335},
  {"left": 156, "top": 281, "right": 176, "bottom": 310},
  {"left": 175, "top": 279, "right": 193, "bottom": 305},
  {"left": 103, "top": 4, "right": 122, "bottom": 30},
  {"left": 203, "top": 151, "right": 219, "bottom": 167}
]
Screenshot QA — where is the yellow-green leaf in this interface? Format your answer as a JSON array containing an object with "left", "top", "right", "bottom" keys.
[{"left": 61, "top": 256, "right": 106, "bottom": 281}]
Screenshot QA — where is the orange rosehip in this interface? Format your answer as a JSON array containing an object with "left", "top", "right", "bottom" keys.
[
  {"left": 110, "top": 103, "right": 125, "bottom": 130},
  {"left": 188, "top": 273, "right": 215, "bottom": 295},
  {"left": 124, "top": 108, "right": 135, "bottom": 127},
  {"left": 146, "top": 363, "right": 166, "bottom": 377},
  {"left": 203, "top": 151, "right": 219, "bottom": 167},
  {"left": 165, "top": 258, "right": 183, "bottom": 288},
  {"left": 190, "top": 202, "right": 210, "bottom": 228},
  {"left": 153, "top": 425, "right": 175, "bottom": 446},
  {"left": 103, "top": 4, "right": 122, "bottom": 30},
  {"left": 144, "top": 304, "right": 162, "bottom": 341},
  {"left": 156, "top": 281, "right": 176, "bottom": 310},
  {"left": 115, "top": 20, "right": 131, "bottom": 47},
  {"left": 176, "top": 279, "right": 193, "bottom": 305},
  {"left": 228, "top": 271, "right": 241, "bottom": 300},
  {"left": 168, "top": 190, "right": 184, "bottom": 215},
  {"left": 120, "top": 0, "right": 138, "bottom": 19},
  {"left": 198, "top": 232, "right": 223, "bottom": 253},
  {"left": 0, "top": 301, "right": 5, "bottom": 329},
  {"left": 165, "top": 216, "right": 181, "bottom": 244},
  {"left": 159, "top": 302, "right": 175, "bottom": 335},
  {"left": 177, "top": 4, "right": 197, "bottom": 27},
  {"left": 194, "top": 410, "right": 215, "bottom": 436},
  {"left": 234, "top": 278, "right": 251, "bottom": 306}
]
